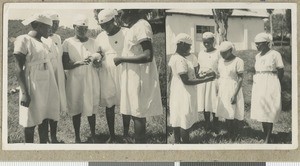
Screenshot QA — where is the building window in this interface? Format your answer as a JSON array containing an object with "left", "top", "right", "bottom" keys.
[{"left": 195, "top": 25, "right": 215, "bottom": 41}]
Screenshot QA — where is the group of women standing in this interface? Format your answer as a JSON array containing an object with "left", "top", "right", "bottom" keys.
[
  {"left": 13, "top": 8, "right": 285, "bottom": 145},
  {"left": 14, "top": 9, "right": 163, "bottom": 144},
  {"left": 168, "top": 32, "right": 284, "bottom": 144}
]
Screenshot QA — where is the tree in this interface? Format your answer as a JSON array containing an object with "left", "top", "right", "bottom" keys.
[
  {"left": 286, "top": 9, "right": 292, "bottom": 47},
  {"left": 212, "top": 9, "right": 233, "bottom": 45},
  {"left": 266, "top": 9, "right": 274, "bottom": 35}
]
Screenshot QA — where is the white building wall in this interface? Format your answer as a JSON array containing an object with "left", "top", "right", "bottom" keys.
[{"left": 166, "top": 14, "right": 265, "bottom": 56}]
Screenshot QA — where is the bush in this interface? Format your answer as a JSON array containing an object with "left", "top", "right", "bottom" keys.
[{"left": 274, "top": 46, "right": 292, "bottom": 64}]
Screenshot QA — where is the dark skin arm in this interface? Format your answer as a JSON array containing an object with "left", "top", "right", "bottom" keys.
[
  {"left": 62, "top": 52, "right": 90, "bottom": 70},
  {"left": 277, "top": 68, "right": 284, "bottom": 82},
  {"left": 194, "top": 64, "right": 200, "bottom": 78},
  {"left": 14, "top": 53, "right": 30, "bottom": 107},
  {"left": 179, "top": 72, "right": 215, "bottom": 86},
  {"left": 114, "top": 40, "right": 153, "bottom": 66},
  {"left": 231, "top": 73, "right": 243, "bottom": 104}
]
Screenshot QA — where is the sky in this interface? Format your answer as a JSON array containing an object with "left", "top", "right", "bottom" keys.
[{"left": 5, "top": 3, "right": 286, "bottom": 30}]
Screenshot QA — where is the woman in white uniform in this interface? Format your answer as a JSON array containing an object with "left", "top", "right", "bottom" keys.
[
  {"left": 216, "top": 41, "right": 244, "bottom": 139},
  {"left": 113, "top": 9, "right": 163, "bottom": 143},
  {"left": 41, "top": 12, "right": 67, "bottom": 143},
  {"left": 62, "top": 15, "right": 100, "bottom": 143},
  {"left": 95, "top": 9, "right": 129, "bottom": 143},
  {"left": 168, "top": 33, "right": 216, "bottom": 143},
  {"left": 250, "top": 32, "right": 284, "bottom": 143},
  {"left": 14, "top": 13, "right": 60, "bottom": 143},
  {"left": 197, "top": 32, "right": 220, "bottom": 131}
]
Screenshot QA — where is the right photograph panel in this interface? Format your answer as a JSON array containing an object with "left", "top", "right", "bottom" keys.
[{"left": 166, "top": 8, "right": 293, "bottom": 145}]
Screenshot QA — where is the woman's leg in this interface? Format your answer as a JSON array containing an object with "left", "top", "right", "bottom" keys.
[
  {"left": 226, "top": 119, "right": 235, "bottom": 139},
  {"left": 132, "top": 116, "right": 146, "bottom": 144},
  {"left": 180, "top": 128, "right": 190, "bottom": 143},
  {"left": 24, "top": 126, "right": 35, "bottom": 143},
  {"left": 262, "top": 122, "right": 273, "bottom": 143},
  {"left": 122, "top": 114, "right": 131, "bottom": 136},
  {"left": 106, "top": 106, "right": 116, "bottom": 143},
  {"left": 49, "top": 119, "right": 63, "bottom": 143},
  {"left": 87, "top": 114, "right": 96, "bottom": 143},
  {"left": 122, "top": 114, "right": 131, "bottom": 143},
  {"left": 38, "top": 119, "right": 49, "bottom": 143},
  {"left": 173, "top": 127, "right": 181, "bottom": 143},
  {"left": 72, "top": 113, "right": 81, "bottom": 143},
  {"left": 203, "top": 110, "right": 211, "bottom": 129},
  {"left": 212, "top": 113, "right": 219, "bottom": 133}
]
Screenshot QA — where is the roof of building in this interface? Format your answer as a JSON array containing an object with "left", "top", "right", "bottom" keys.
[{"left": 166, "top": 9, "right": 269, "bottom": 18}]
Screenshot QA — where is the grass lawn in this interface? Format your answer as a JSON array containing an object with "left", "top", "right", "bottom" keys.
[
  {"left": 167, "top": 46, "right": 292, "bottom": 144},
  {"left": 6, "top": 26, "right": 167, "bottom": 144}
]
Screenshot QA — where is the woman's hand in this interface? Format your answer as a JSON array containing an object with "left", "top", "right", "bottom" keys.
[
  {"left": 74, "top": 59, "right": 90, "bottom": 66},
  {"left": 231, "top": 94, "right": 237, "bottom": 104},
  {"left": 114, "top": 57, "right": 123, "bottom": 66},
  {"left": 21, "top": 93, "right": 31, "bottom": 107},
  {"left": 93, "top": 58, "right": 102, "bottom": 68},
  {"left": 206, "top": 70, "right": 216, "bottom": 78}
]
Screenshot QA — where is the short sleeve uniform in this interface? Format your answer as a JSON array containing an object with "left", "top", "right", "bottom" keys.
[
  {"left": 95, "top": 27, "right": 128, "bottom": 108},
  {"left": 62, "top": 37, "right": 100, "bottom": 116},
  {"left": 120, "top": 19, "right": 163, "bottom": 118},
  {"left": 197, "top": 49, "right": 220, "bottom": 113},
  {"left": 185, "top": 54, "right": 198, "bottom": 68},
  {"left": 250, "top": 50, "right": 284, "bottom": 123},
  {"left": 42, "top": 34, "right": 67, "bottom": 112},
  {"left": 14, "top": 34, "right": 60, "bottom": 127},
  {"left": 169, "top": 53, "right": 198, "bottom": 129},
  {"left": 216, "top": 57, "right": 244, "bottom": 120}
]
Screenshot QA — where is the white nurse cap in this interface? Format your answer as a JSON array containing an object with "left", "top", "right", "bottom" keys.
[
  {"left": 219, "top": 41, "right": 235, "bottom": 52},
  {"left": 98, "top": 9, "right": 118, "bottom": 24},
  {"left": 254, "top": 32, "right": 272, "bottom": 43},
  {"left": 202, "top": 32, "right": 215, "bottom": 39},
  {"left": 22, "top": 13, "right": 53, "bottom": 26},
  {"left": 47, "top": 11, "right": 59, "bottom": 21},
  {"left": 73, "top": 15, "right": 88, "bottom": 26},
  {"left": 175, "top": 33, "right": 192, "bottom": 45}
]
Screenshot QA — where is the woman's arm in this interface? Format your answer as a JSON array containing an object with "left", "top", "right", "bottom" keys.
[
  {"left": 194, "top": 64, "right": 200, "bottom": 78},
  {"left": 62, "top": 52, "right": 90, "bottom": 70},
  {"left": 277, "top": 68, "right": 284, "bottom": 82},
  {"left": 14, "top": 53, "right": 30, "bottom": 107},
  {"left": 114, "top": 40, "right": 153, "bottom": 66},
  {"left": 231, "top": 73, "right": 243, "bottom": 104},
  {"left": 180, "top": 73, "right": 215, "bottom": 86}
]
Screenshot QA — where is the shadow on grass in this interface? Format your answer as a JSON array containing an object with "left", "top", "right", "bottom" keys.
[
  {"left": 83, "top": 132, "right": 167, "bottom": 144},
  {"left": 168, "top": 120, "right": 292, "bottom": 144}
]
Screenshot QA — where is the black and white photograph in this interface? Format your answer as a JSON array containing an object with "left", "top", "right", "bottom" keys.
[
  {"left": 3, "top": 4, "right": 167, "bottom": 146},
  {"left": 166, "top": 7, "right": 296, "bottom": 145},
  {"left": 2, "top": 2, "right": 297, "bottom": 150}
]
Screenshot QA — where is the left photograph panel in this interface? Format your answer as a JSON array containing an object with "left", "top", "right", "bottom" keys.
[{"left": 3, "top": 4, "right": 167, "bottom": 148}]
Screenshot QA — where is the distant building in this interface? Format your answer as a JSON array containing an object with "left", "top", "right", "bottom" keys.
[{"left": 166, "top": 9, "right": 268, "bottom": 55}]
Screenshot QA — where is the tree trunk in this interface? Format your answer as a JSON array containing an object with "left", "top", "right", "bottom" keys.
[{"left": 212, "top": 9, "right": 229, "bottom": 45}]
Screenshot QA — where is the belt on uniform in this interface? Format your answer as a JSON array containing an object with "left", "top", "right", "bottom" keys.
[
  {"left": 26, "top": 58, "right": 50, "bottom": 67},
  {"left": 255, "top": 71, "right": 277, "bottom": 74}
]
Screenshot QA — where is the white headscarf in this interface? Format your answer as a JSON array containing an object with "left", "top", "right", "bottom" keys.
[
  {"left": 73, "top": 15, "right": 88, "bottom": 26},
  {"left": 219, "top": 41, "right": 235, "bottom": 53},
  {"left": 98, "top": 9, "right": 118, "bottom": 24},
  {"left": 175, "top": 33, "right": 192, "bottom": 45},
  {"left": 202, "top": 32, "right": 215, "bottom": 39},
  {"left": 22, "top": 13, "right": 52, "bottom": 26},
  {"left": 254, "top": 32, "right": 272, "bottom": 43},
  {"left": 46, "top": 11, "right": 59, "bottom": 21}
]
